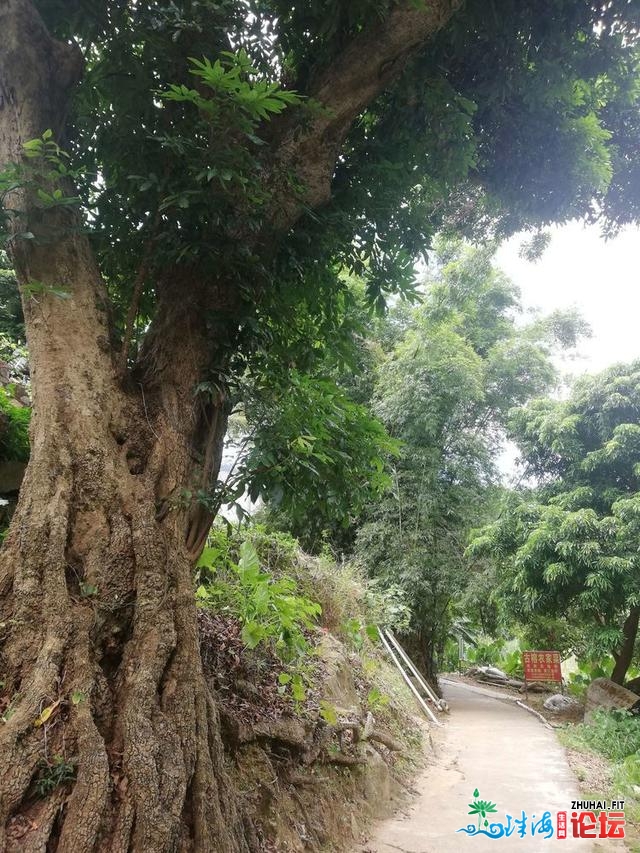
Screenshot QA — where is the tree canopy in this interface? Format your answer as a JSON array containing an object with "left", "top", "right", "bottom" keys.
[
  {"left": 2, "top": 1, "right": 640, "bottom": 848},
  {"left": 471, "top": 362, "right": 640, "bottom": 683},
  {"left": 349, "top": 240, "right": 587, "bottom": 677},
  {"left": 5, "top": 0, "right": 640, "bottom": 337}
]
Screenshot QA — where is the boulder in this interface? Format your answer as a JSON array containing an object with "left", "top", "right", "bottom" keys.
[
  {"left": 484, "top": 666, "right": 509, "bottom": 681},
  {"left": 586, "top": 677, "right": 640, "bottom": 718},
  {"left": 468, "top": 665, "right": 509, "bottom": 683},
  {"left": 625, "top": 675, "right": 640, "bottom": 696},
  {"left": 543, "top": 694, "right": 580, "bottom": 713}
]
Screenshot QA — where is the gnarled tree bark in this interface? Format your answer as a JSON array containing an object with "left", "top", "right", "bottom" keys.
[
  {"left": 0, "top": 0, "right": 461, "bottom": 849},
  {"left": 0, "top": 4, "right": 247, "bottom": 850}
]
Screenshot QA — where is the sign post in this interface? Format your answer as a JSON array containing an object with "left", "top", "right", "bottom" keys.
[{"left": 522, "top": 650, "right": 562, "bottom": 699}]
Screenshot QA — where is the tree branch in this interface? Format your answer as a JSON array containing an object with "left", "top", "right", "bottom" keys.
[
  {"left": 0, "top": 0, "right": 83, "bottom": 172},
  {"left": 265, "top": 0, "right": 463, "bottom": 232},
  {"left": 0, "top": 0, "right": 118, "bottom": 397},
  {"left": 118, "top": 214, "right": 161, "bottom": 378}
]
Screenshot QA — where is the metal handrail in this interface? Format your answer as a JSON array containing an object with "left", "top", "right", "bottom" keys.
[
  {"left": 385, "top": 629, "right": 448, "bottom": 712},
  {"left": 377, "top": 626, "right": 443, "bottom": 726}
]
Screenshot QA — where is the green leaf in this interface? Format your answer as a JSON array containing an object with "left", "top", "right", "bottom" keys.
[
  {"left": 252, "top": 582, "right": 270, "bottom": 613},
  {"left": 238, "top": 541, "right": 261, "bottom": 584},
  {"left": 365, "top": 624, "right": 380, "bottom": 642},
  {"left": 195, "top": 584, "right": 209, "bottom": 600},
  {"left": 291, "top": 675, "right": 306, "bottom": 702},
  {"left": 71, "top": 690, "right": 85, "bottom": 706},
  {"left": 319, "top": 701, "right": 338, "bottom": 725},
  {"left": 241, "top": 621, "right": 264, "bottom": 649},
  {"left": 1, "top": 707, "right": 16, "bottom": 723},
  {"left": 196, "top": 546, "right": 220, "bottom": 568}
]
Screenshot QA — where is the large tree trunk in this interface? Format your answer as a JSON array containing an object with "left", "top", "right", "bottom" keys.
[
  {"left": 0, "top": 4, "right": 245, "bottom": 850},
  {"left": 0, "top": 297, "right": 244, "bottom": 851},
  {"left": 0, "top": 0, "right": 463, "bottom": 848},
  {"left": 0, "top": 162, "right": 246, "bottom": 853},
  {"left": 399, "top": 628, "right": 441, "bottom": 697},
  {"left": 0, "top": 215, "right": 241, "bottom": 852},
  {"left": 611, "top": 607, "right": 640, "bottom": 686}
]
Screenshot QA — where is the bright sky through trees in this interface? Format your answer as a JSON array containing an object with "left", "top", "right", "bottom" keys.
[
  {"left": 497, "top": 222, "right": 640, "bottom": 374},
  {"left": 496, "top": 221, "right": 640, "bottom": 481}
]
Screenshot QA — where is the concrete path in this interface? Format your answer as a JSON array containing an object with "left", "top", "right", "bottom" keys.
[{"left": 359, "top": 680, "right": 626, "bottom": 852}]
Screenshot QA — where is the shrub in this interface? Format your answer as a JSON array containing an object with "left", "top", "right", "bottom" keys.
[
  {"left": 497, "top": 648, "right": 524, "bottom": 678},
  {"left": 567, "top": 658, "right": 611, "bottom": 698},
  {"left": 196, "top": 536, "right": 321, "bottom": 663},
  {"left": 561, "top": 709, "right": 640, "bottom": 762},
  {"left": 0, "top": 386, "right": 29, "bottom": 462},
  {"left": 466, "top": 638, "right": 505, "bottom": 666}
]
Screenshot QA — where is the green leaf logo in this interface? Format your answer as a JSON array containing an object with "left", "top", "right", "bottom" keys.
[{"left": 468, "top": 788, "right": 498, "bottom": 829}]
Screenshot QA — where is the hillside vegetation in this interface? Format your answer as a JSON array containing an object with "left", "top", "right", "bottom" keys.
[{"left": 197, "top": 526, "right": 425, "bottom": 851}]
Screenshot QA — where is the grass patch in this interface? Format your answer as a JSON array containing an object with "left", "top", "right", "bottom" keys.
[
  {"left": 561, "top": 709, "right": 640, "bottom": 762},
  {"left": 559, "top": 709, "right": 640, "bottom": 850}
]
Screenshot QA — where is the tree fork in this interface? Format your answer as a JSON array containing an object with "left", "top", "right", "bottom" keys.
[
  {"left": 0, "top": 2, "right": 248, "bottom": 850},
  {"left": 0, "top": 0, "right": 468, "bottom": 848},
  {"left": 263, "top": 0, "right": 464, "bottom": 232}
]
